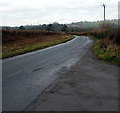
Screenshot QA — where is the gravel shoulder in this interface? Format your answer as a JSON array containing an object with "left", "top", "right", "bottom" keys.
[{"left": 26, "top": 41, "right": 118, "bottom": 111}]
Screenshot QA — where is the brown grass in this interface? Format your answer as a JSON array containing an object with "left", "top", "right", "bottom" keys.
[
  {"left": 2, "top": 29, "right": 73, "bottom": 58},
  {"left": 2, "top": 29, "right": 65, "bottom": 43},
  {"left": 67, "top": 22, "right": 120, "bottom": 65}
]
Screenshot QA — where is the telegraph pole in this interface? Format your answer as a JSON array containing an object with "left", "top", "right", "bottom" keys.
[{"left": 102, "top": 3, "right": 106, "bottom": 21}]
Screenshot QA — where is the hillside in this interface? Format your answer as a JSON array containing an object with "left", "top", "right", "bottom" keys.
[
  {"left": 67, "top": 19, "right": 118, "bottom": 28},
  {"left": 2, "top": 19, "right": 118, "bottom": 31}
]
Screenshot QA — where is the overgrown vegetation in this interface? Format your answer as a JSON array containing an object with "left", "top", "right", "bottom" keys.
[
  {"left": 89, "top": 22, "right": 119, "bottom": 65},
  {"left": 2, "top": 29, "right": 74, "bottom": 58},
  {"left": 68, "top": 22, "right": 119, "bottom": 65},
  {"left": 92, "top": 37, "right": 120, "bottom": 65}
]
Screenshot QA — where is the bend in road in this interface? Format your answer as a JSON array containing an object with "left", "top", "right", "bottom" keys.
[{"left": 3, "top": 36, "right": 92, "bottom": 111}]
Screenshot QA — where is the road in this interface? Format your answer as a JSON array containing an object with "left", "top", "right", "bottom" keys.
[
  {"left": 3, "top": 36, "right": 92, "bottom": 111},
  {"left": 26, "top": 40, "right": 118, "bottom": 111}
]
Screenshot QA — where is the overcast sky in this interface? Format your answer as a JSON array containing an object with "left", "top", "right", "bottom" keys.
[{"left": 0, "top": 0, "right": 119, "bottom": 26}]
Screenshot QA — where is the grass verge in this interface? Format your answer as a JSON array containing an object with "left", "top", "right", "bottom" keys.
[
  {"left": 91, "top": 36, "right": 120, "bottom": 65},
  {"left": 2, "top": 35, "right": 74, "bottom": 59}
]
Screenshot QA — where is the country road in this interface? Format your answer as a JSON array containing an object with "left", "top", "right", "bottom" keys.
[
  {"left": 26, "top": 38, "right": 118, "bottom": 111},
  {"left": 3, "top": 36, "right": 92, "bottom": 111}
]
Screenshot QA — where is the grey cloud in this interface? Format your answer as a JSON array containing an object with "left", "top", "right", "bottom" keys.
[{"left": 1, "top": 0, "right": 118, "bottom": 26}]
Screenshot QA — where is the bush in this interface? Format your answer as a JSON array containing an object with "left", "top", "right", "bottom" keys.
[
  {"left": 89, "top": 22, "right": 119, "bottom": 45},
  {"left": 2, "top": 29, "right": 65, "bottom": 43}
]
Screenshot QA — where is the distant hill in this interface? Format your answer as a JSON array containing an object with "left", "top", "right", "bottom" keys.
[
  {"left": 67, "top": 19, "right": 118, "bottom": 28},
  {"left": 1, "top": 19, "right": 118, "bottom": 31}
]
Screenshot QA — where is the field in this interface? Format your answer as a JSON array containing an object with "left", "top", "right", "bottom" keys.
[{"left": 2, "top": 29, "right": 74, "bottom": 58}]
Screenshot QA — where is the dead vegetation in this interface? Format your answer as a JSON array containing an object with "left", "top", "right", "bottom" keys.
[
  {"left": 2, "top": 29, "right": 73, "bottom": 58},
  {"left": 68, "top": 22, "right": 120, "bottom": 65}
]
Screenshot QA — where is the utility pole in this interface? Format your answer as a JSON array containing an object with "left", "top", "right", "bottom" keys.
[{"left": 102, "top": 3, "right": 106, "bottom": 21}]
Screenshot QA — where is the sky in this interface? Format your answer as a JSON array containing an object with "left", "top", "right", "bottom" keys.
[{"left": 0, "top": 0, "right": 119, "bottom": 26}]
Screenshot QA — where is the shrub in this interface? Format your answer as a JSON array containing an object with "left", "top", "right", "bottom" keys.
[{"left": 2, "top": 29, "right": 65, "bottom": 43}]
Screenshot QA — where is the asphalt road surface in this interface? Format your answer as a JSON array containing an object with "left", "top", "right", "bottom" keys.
[
  {"left": 3, "top": 36, "right": 92, "bottom": 111},
  {"left": 26, "top": 39, "right": 118, "bottom": 111}
]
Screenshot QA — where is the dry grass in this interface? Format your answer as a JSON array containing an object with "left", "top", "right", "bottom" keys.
[
  {"left": 92, "top": 37, "right": 120, "bottom": 65},
  {"left": 2, "top": 29, "right": 74, "bottom": 58},
  {"left": 67, "top": 32, "right": 88, "bottom": 36},
  {"left": 90, "top": 23, "right": 119, "bottom": 65},
  {"left": 2, "top": 29, "right": 65, "bottom": 42},
  {"left": 67, "top": 22, "right": 120, "bottom": 65}
]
